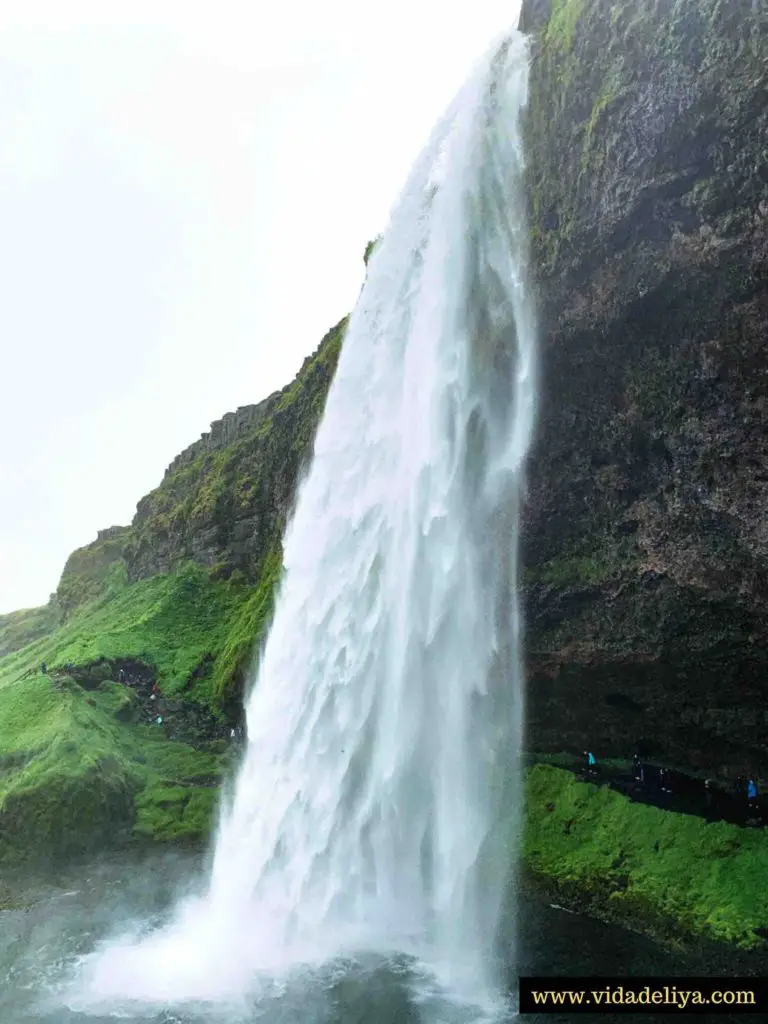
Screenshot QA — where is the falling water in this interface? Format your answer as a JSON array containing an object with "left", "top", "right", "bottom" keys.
[{"left": 76, "top": 27, "right": 537, "bottom": 1018}]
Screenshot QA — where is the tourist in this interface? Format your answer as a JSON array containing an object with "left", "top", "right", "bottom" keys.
[
  {"left": 747, "top": 777, "right": 758, "bottom": 809},
  {"left": 41, "top": 662, "right": 47, "bottom": 674},
  {"left": 584, "top": 751, "right": 598, "bottom": 777}
]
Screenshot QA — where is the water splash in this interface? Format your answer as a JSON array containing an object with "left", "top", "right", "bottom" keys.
[{"left": 76, "top": 28, "right": 536, "bottom": 1015}]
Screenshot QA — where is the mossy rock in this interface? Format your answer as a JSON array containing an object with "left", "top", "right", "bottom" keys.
[
  {"left": 0, "top": 668, "right": 227, "bottom": 867},
  {"left": 132, "top": 783, "right": 217, "bottom": 845}
]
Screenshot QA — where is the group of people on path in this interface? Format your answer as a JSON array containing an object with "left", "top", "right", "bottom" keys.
[
  {"left": 38, "top": 660, "right": 245, "bottom": 745},
  {"left": 117, "top": 667, "right": 163, "bottom": 723},
  {"left": 580, "top": 750, "right": 764, "bottom": 827}
]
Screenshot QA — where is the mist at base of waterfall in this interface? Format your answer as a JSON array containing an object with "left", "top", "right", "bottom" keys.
[
  {"left": 1, "top": 851, "right": 732, "bottom": 1024},
  {"left": 65, "top": 866, "right": 513, "bottom": 1023},
  {"left": 2, "top": 852, "right": 512, "bottom": 1024}
]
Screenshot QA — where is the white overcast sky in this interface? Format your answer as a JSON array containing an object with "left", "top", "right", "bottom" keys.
[{"left": 0, "top": 0, "right": 522, "bottom": 613}]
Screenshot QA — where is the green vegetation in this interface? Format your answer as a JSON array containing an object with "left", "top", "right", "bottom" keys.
[
  {"left": 56, "top": 526, "right": 131, "bottom": 619},
  {"left": 363, "top": 237, "right": 382, "bottom": 266},
  {"left": 271, "top": 317, "right": 346, "bottom": 447},
  {"left": 523, "top": 0, "right": 758, "bottom": 274},
  {"left": 0, "top": 557, "right": 282, "bottom": 865},
  {"left": 0, "top": 314, "right": 348, "bottom": 867},
  {"left": 525, "top": 551, "right": 616, "bottom": 586},
  {"left": 580, "top": 67, "right": 623, "bottom": 173},
  {"left": 0, "top": 670, "right": 223, "bottom": 864},
  {"left": 1, "top": 562, "right": 255, "bottom": 703},
  {"left": 525, "top": 0, "right": 626, "bottom": 269},
  {"left": 524, "top": 764, "right": 768, "bottom": 949},
  {"left": 524, "top": 535, "right": 636, "bottom": 587},
  {"left": 133, "top": 782, "right": 218, "bottom": 843},
  {"left": 126, "top": 317, "right": 346, "bottom": 570},
  {"left": 543, "top": 0, "right": 586, "bottom": 53},
  {"left": 210, "top": 547, "right": 282, "bottom": 711},
  {"left": 0, "top": 604, "right": 59, "bottom": 657}
]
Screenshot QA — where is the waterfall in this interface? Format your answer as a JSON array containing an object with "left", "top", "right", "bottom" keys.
[{"left": 78, "top": 27, "right": 536, "bottom": 1015}]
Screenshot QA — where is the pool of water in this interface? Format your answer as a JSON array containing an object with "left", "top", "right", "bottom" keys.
[{"left": 0, "top": 850, "right": 747, "bottom": 1023}]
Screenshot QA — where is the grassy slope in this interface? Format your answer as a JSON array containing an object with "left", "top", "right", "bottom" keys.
[
  {"left": 0, "top": 560, "right": 276, "bottom": 865},
  {"left": 56, "top": 526, "right": 131, "bottom": 619},
  {"left": 524, "top": 764, "right": 768, "bottom": 950},
  {"left": 0, "top": 605, "right": 59, "bottom": 658},
  {"left": 1, "top": 563, "right": 268, "bottom": 701}
]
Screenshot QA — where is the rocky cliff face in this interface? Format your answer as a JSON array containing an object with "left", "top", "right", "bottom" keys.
[
  {"left": 56, "top": 526, "right": 130, "bottom": 619},
  {"left": 519, "top": 0, "right": 768, "bottom": 778},
  {"left": 125, "top": 318, "right": 346, "bottom": 585},
  {"left": 54, "top": 319, "right": 345, "bottom": 624}
]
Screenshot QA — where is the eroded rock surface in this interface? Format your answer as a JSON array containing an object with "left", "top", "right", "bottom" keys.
[{"left": 519, "top": 0, "right": 768, "bottom": 777}]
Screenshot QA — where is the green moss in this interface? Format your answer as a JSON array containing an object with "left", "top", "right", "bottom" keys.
[
  {"left": 0, "top": 668, "right": 225, "bottom": 864},
  {"left": 211, "top": 547, "right": 283, "bottom": 709},
  {"left": 56, "top": 526, "right": 131, "bottom": 619},
  {"left": 0, "top": 560, "right": 266, "bottom": 863},
  {"left": 363, "top": 237, "right": 382, "bottom": 266},
  {"left": 523, "top": 764, "right": 768, "bottom": 949},
  {"left": 128, "top": 317, "right": 346, "bottom": 572},
  {"left": 16, "top": 563, "right": 242, "bottom": 699},
  {"left": 0, "top": 308, "right": 350, "bottom": 866},
  {"left": 91, "top": 680, "right": 140, "bottom": 723},
  {"left": 543, "top": 0, "right": 586, "bottom": 53},
  {"left": 0, "top": 675, "right": 139, "bottom": 862},
  {"left": 1, "top": 553, "right": 294, "bottom": 724},
  {"left": 0, "top": 604, "right": 59, "bottom": 658},
  {"left": 529, "top": 552, "right": 616, "bottom": 586},
  {"left": 580, "top": 66, "right": 623, "bottom": 173},
  {"left": 0, "top": 450, "right": 299, "bottom": 864},
  {"left": 273, "top": 318, "right": 346, "bottom": 422},
  {"left": 133, "top": 782, "right": 216, "bottom": 843},
  {"left": 525, "top": 0, "right": 763, "bottom": 276},
  {"left": 525, "top": 536, "right": 636, "bottom": 587}
]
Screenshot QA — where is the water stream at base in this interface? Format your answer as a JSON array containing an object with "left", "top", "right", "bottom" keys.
[{"left": 63, "top": 27, "right": 536, "bottom": 1021}]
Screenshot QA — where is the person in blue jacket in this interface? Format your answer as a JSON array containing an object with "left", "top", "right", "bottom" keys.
[
  {"left": 583, "top": 750, "right": 598, "bottom": 777},
  {"left": 747, "top": 777, "right": 759, "bottom": 810}
]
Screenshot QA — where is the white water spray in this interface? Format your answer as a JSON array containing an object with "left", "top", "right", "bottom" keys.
[{"left": 79, "top": 28, "right": 537, "bottom": 1014}]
